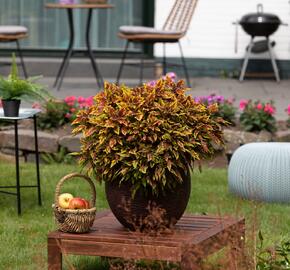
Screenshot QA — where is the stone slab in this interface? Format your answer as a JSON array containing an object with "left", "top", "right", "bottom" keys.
[
  {"left": 58, "top": 134, "right": 82, "bottom": 152},
  {"left": 0, "top": 129, "right": 59, "bottom": 153}
]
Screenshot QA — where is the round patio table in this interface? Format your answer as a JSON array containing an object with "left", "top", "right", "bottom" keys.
[{"left": 45, "top": 3, "right": 114, "bottom": 90}]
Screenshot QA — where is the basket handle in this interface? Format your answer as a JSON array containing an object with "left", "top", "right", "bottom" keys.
[{"left": 55, "top": 173, "right": 96, "bottom": 209}]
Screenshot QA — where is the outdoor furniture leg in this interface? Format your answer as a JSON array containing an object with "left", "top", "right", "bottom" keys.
[
  {"left": 116, "top": 40, "right": 130, "bottom": 85},
  {"left": 86, "top": 8, "right": 103, "bottom": 89},
  {"left": 178, "top": 41, "right": 191, "bottom": 87},
  {"left": 48, "top": 238, "right": 62, "bottom": 270},
  {"left": 33, "top": 115, "right": 41, "bottom": 206},
  {"left": 267, "top": 38, "right": 280, "bottom": 82},
  {"left": 14, "top": 120, "right": 21, "bottom": 215},
  {"left": 239, "top": 37, "right": 254, "bottom": 82},
  {"left": 227, "top": 220, "right": 246, "bottom": 270},
  {"left": 55, "top": 9, "right": 75, "bottom": 90},
  {"left": 16, "top": 39, "right": 28, "bottom": 78},
  {"left": 139, "top": 45, "right": 144, "bottom": 85},
  {"left": 162, "top": 43, "right": 167, "bottom": 75}
]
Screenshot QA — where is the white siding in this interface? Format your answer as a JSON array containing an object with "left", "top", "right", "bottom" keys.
[{"left": 154, "top": 0, "right": 290, "bottom": 60}]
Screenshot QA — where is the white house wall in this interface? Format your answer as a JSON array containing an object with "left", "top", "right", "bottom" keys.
[{"left": 154, "top": 0, "right": 290, "bottom": 60}]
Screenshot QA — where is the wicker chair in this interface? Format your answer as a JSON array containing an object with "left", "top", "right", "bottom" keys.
[
  {"left": 0, "top": 25, "right": 28, "bottom": 78},
  {"left": 116, "top": 0, "right": 198, "bottom": 86}
]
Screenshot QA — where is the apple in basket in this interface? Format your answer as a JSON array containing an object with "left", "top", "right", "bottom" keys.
[
  {"left": 58, "top": 193, "right": 74, "bottom": 209},
  {"left": 68, "top": 197, "right": 90, "bottom": 209}
]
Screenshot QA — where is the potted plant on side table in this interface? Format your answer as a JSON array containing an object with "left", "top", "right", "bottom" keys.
[
  {"left": 0, "top": 54, "right": 52, "bottom": 117},
  {"left": 73, "top": 77, "right": 227, "bottom": 231}
]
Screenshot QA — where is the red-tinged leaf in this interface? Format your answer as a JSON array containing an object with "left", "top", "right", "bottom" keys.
[{"left": 121, "top": 127, "right": 128, "bottom": 135}]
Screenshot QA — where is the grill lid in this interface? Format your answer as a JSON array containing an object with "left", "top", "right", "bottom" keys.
[{"left": 240, "top": 4, "right": 281, "bottom": 24}]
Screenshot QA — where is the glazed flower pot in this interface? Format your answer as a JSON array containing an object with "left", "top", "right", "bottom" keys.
[
  {"left": 2, "top": 99, "right": 21, "bottom": 117},
  {"left": 105, "top": 169, "right": 191, "bottom": 231}
]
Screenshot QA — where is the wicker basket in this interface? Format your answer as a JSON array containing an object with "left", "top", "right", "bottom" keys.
[{"left": 53, "top": 173, "right": 96, "bottom": 233}]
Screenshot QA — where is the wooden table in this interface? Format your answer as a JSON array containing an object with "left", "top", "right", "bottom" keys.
[
  {"left": 45, "top": 3, "right": 114, "bottom": 90},
  {"left": 48, "top": 210, "right": 245, "bottom": 270}
]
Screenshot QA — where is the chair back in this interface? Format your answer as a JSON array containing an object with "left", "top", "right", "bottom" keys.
[{"left": 163, "top": 0, "right": 198, "bottom": 34}]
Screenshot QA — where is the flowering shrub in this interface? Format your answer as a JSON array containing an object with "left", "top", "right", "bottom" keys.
[
  {"left": 239, "top": 100, "right": 277, "bottom": 133},
  {"left": 36, "top": 96, "right": 94, "bottom": 130},
  {"left": 195, "top": 94, "right": 236, "bottom": 124}
]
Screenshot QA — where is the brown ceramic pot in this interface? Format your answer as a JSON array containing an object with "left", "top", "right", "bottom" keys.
[{"left": 105, "top": 168, "right": 191, "bottom": 231}]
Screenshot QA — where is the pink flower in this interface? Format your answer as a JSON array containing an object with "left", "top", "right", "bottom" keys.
[
  {"left": 65, "top": 113, "right": 71, "bottom": 118},
  {"left": 264, "top": 104, "right": 275, "bottom": 115},
  {"left": 226, "top": 97, "right": 235, "bottom": 105},
  {"left": 239, "top": 99, "right": 248, "bottom": 110},
  {"left": 32, "top": 102, "right": 41, "bottom": 109},
  {"left": 287, "top": 105, "right": 290, "bottom": 115},
  {"left": 85, "top": 96, "right": 94, "bottom": 107},
  {"left": 64, "top": 96, "right": 76, "bottom": 105},
  {"left": 256, "top": 103, "right": 263, "bottom": 110},
  {"left": 77, "top": 96, "right": 86, "bottom": 104},
  {"left": 147, "top": 80, "right": 157, "bottom": 87},
  {"left": 70, "top": 108, "right": 76, "bottom": 113}
]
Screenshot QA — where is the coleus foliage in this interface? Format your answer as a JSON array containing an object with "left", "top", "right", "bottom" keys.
[{"left": 73, "top": 77, "right": 226, "bottom": 196}]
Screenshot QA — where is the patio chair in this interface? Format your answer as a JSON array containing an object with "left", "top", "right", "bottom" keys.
[
  {"left": 116, "top": 0, "right": 198, "bottom": 87},
  {"left": 0, "top": 25, "right": 28, "bottom": 78}
]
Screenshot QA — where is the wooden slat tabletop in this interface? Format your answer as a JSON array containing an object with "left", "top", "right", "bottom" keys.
[
  {"left": 49, "top": 210, "right": 243, "bottom": 247},
  {"left": 48, "top": 210, "right": 245, "bottom": 268}
]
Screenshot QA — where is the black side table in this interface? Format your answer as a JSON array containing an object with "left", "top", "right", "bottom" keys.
[{"left": 0, "top": 108, "right": 41, "bottom": 215}]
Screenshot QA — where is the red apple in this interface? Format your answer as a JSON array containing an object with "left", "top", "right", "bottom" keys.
[
  {"left": 83, "top": 199, "right": 90, "bottom": 209},
  {"left": 58, "top": 193, "right": 74, "bottom": 209},
  {"left": 68, "top": 197, "right": 87, "bottom": 209}
]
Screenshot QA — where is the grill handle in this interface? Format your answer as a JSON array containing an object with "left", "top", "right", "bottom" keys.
[{"left": 257, "top": 3, "right": 263, "bottom": 14}]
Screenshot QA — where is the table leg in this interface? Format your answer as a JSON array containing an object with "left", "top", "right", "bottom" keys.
[
  {"left": 55, "top": 9, "right": 75, "bottom": 90},
  {"left": 14, "top": 120, "right": 21, "bottom": 215},
  {"left": 86, "top": 8, "right": 103, "bottom": 89},
  {"left": 229, "top": 221, "right": 246, "bottom": 270},
  {"left": 33, "top": 116, "right": 41, "bottom": 206},
  {"left": 48, "top": 238, "right": 62, "bottom": 270}
]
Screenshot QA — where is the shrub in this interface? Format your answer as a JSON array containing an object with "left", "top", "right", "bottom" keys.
[
  {"left": 239, "top": 100, "right": 277, "bottom": 133},
  {"left": 36, "top": 96, "right": 94, "bottom": 130},
  {"left": 195, "top": 94, "right": 236, "bottom": 124},
  {"left": 72, "top": 77, "right": 227, "bottom": 196},
  {"left": 36, "top": 100, "right": 70, "bottom": 130}
]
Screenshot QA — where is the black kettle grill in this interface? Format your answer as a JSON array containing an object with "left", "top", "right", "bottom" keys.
[{"left": 234, "top": 4, "right": 287, "bottom": 82}]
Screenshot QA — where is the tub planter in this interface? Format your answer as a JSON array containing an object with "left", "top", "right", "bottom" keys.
[{"left": 105, "top": 169, "right": 191, "bottom": 231}]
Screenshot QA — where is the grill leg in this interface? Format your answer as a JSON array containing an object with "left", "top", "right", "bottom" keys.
[
  {"left": 116, "top": 40, "right": 130, "bottom": 85},
  {"left": 178, "top": 41, "right": 191, "bottom": 87},
  {"left": 239, "top": 38, "right": 254, "bottom": 82},
  {"left": 267, "top": 38, "right": 280, "bottom": 82}
]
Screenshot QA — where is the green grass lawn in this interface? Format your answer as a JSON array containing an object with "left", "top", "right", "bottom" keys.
[{"left": 0, "top": 160, "right": 290, "bottom": 269}]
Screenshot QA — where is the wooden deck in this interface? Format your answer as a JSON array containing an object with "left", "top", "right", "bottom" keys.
[{"left": 48, "top": 210, "right": 245, "bottom": 270}]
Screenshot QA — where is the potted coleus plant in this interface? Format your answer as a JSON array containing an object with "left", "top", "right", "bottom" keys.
[
  {"left": 0, "top": 54, "right": 51, "bottom": 117},
  {"left": 72, "top": 77, "right": 226, "bottom": 230}
]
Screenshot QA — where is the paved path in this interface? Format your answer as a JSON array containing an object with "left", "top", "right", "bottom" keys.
[{"left": 38, "top": 77, "right": 290, "bottom": 120}]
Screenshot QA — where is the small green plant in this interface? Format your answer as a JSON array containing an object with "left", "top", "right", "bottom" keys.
[
  {"left": 37, "top": 99, "right": 70, "bottom": 130},
  {"left": 41, "top": 146, "right": 75, "bottom": 165},
  {"left": 73, "top": 77, "right": 227, "bottom": 196},
  {"left": 239, "top": 100, "right": 277, "bottom": 133},
  {"left": 257, "top": 231, "right": 290, "bottom": 270},
  {"left": 0, "top": 54, "right": 51, "bottom": 102}
]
